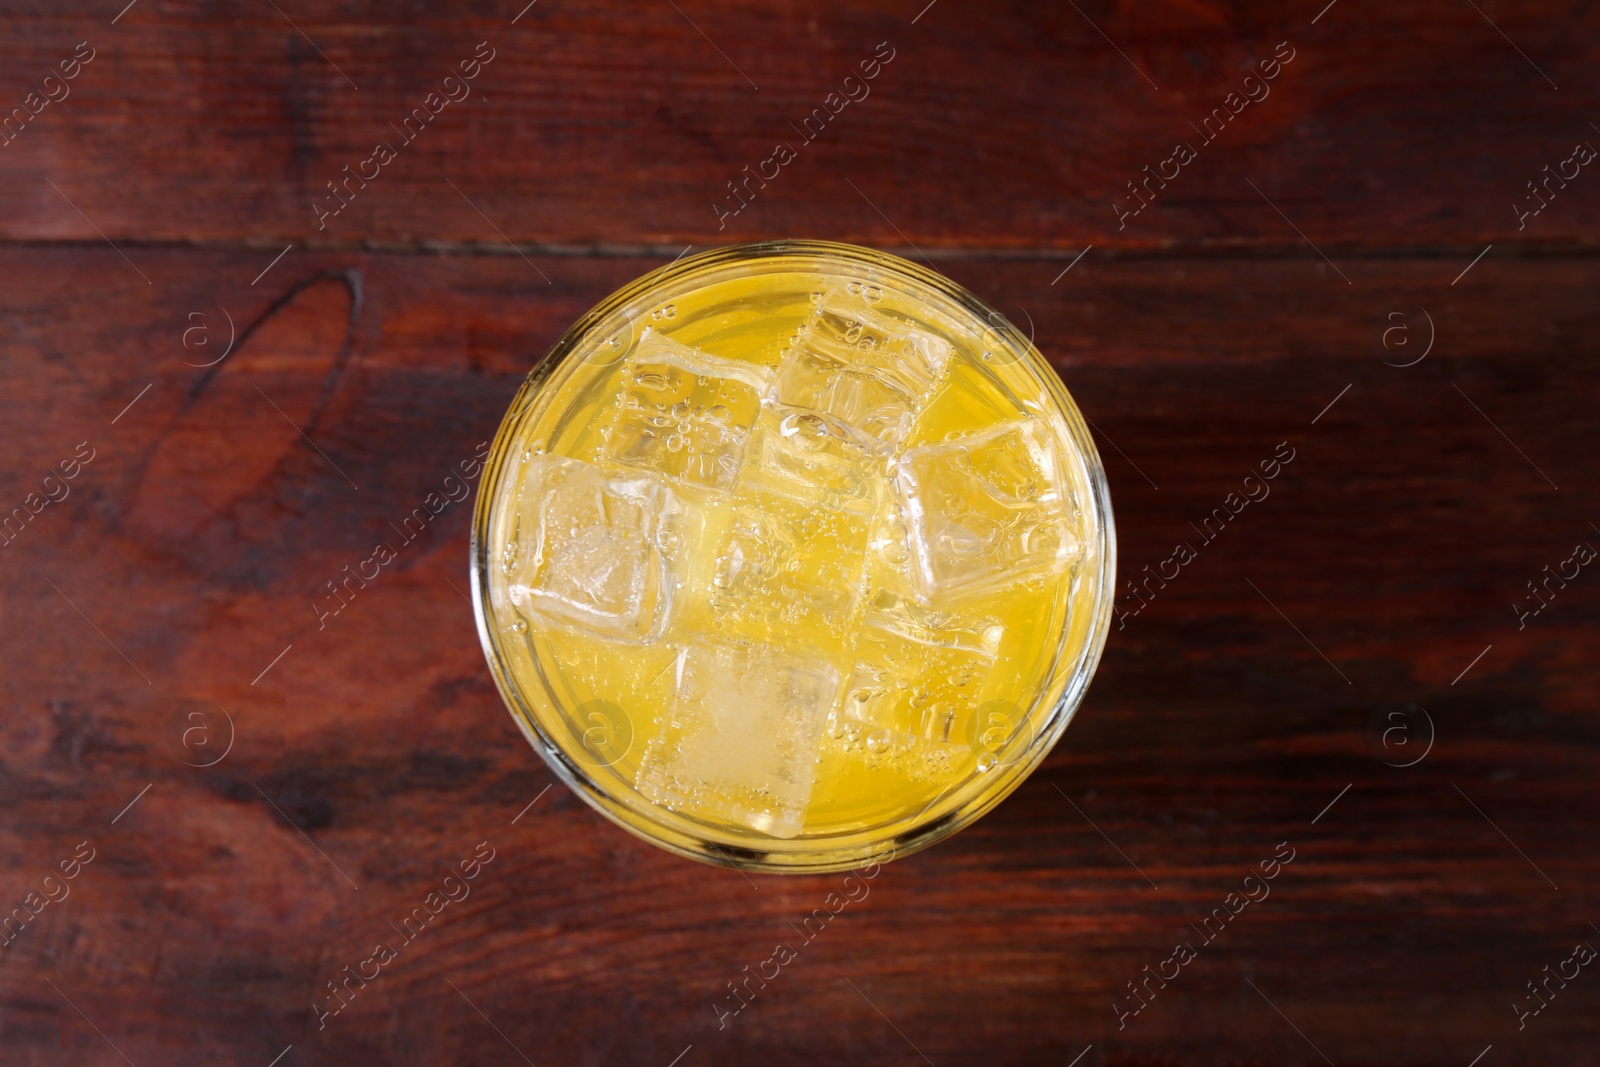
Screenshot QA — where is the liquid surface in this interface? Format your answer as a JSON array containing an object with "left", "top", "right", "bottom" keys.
[{"left": 485, "top": 265, "right": 1095, "bottom": 843}]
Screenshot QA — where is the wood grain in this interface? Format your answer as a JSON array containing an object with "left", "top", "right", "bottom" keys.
[
  {"left": 3, "top": 0, "right": 1599, "bottom": 1063},
  {"left": 0, "top": 2, "right": 1596, "bottom": 250},
  {"left": 1, "top": 246, "right": 1597, "bottom": 1065}
]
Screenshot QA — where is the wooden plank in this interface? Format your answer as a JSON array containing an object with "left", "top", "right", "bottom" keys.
[
  {"left": 0, "top": 2, "right": 1595, "bottom": 249},
  {"left": 0, "top": 246, "right": 1596, "bottom": 1063}
]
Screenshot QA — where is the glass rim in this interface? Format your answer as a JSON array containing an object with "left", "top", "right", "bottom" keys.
[{"left": 470, "top": 239, "right": 1118, "bottom": 874}]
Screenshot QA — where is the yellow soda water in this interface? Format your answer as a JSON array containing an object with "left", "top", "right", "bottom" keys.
[{"left": 478, "top": 245, "right": 1108, "bottom": 866}]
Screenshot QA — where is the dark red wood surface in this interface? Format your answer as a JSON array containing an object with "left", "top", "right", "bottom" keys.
[{"left": 3, "top": 3, "right": 1599, "bottom": 1065}]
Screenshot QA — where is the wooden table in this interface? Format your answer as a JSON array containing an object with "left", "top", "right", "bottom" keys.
[{"left": 2, "top": 2, "right": 1597, "bottom": 1064}]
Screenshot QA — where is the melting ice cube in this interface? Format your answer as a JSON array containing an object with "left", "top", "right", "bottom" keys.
[
  {"left": 636, "top": 638, "right": 839, "bottom": 837},
  {"left": 769, "top": 292, "right": 952, "bottom": 451},
  {"left": 605, "top": 328, "right": 772, "bottom": 492},
  {"left": 504, "top": 453, "right": 688, "bottom": 642},
  {"left": 737, "top": 404, "right": 884, "bottom": 516},
  {"left": 894, "top": 418, "right": 1079, "bottom": 604},
  {"left": 845, "top": 592, "right": 1002, "bottom": 745}
]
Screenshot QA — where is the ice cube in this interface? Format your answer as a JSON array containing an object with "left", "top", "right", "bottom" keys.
[
  {"left": 707, "top": 486, "right": 872, "bottom": 654},
  {"left": 635, "top": 638, "right": 839, "bottom": 837},
  {"left": 769, "top": 292, "right": 952, "bottom": 450},
  {"left": 503, "top": 453, "right": 689, "bottom": 642},
  {"left": 844, "top": 592, "right": 1002, "bottom": 745},
  {"left": 895, "top": 418, "right": 1079, "bottom": 604},
  {"left": 737, "top": 404, "right": 884, "bottom": 516},
  {"left": 605, "top": 328, "right": 772, "bottom": 492}
]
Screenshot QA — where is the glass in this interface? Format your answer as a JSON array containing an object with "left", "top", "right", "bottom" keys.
[{"left": 470, "top": 240, "right": 1115, "bottom": 873}]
